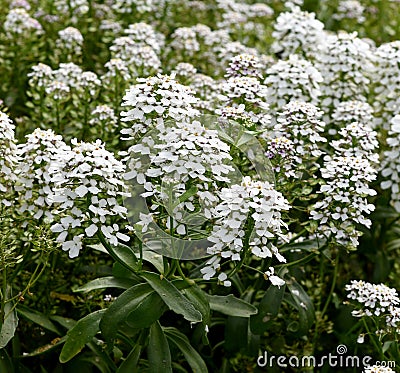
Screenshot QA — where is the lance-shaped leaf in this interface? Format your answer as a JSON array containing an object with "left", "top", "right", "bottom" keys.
[
  {"left": 74, "top": 276, "right": 137, "bottom": 293},
  {"left": 207, "top": 294, "right": 258, "bottom": 317},
  {"left": 148, "top": 321, "right": 172, "bottom": 373},
  {"left": 59, "top": 309, "right": 106, "bottom": 363},
  {"left": 250, "top": 284, "right": 286, "bottom": 334},
  {"left": 100, "top": 283, "right": 153, "bottom": 344},
  {"left": 165, "top": 327, "right": 208, "bottom": 373},
  {"left": 140, "top": 272, "right": 202, "bottom": 323}
]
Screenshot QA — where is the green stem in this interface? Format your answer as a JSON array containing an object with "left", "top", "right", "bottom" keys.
[
  {"left": 363, "top": 318, "right": 385, "bottom": 360},
  {"left": 55, "top": 100, "right": 61, "bottom": 133},
  {"left": 0, "top": 265, "right": 6, "bottom": 335},
  {"left": 320, "top": 252, "right": 339, "bottom": 319}
]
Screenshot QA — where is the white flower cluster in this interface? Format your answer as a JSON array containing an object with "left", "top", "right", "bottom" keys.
[
  {"left": 202, "top": 176, "right": 290, "bottom": 287},
  {"left": 271, "top": 5, "right": 325, "bottom": 58},
  {"left": 225, "top": 54, "right": 263, "bottom": 79},
  {"left": 4, "top": 8, "right": 43, "bottom": 37},
  {"left": 345, "top": 280, "right": 400, "bottom": 331},
  {"left": 170, "top": 27, "right": 200, "bottom": 58},
  {"left": 124, "top": 23, "right": 164, "bottom": 54},
  {"left": 311, "top": 156, "right": 377, "bottom": 248},
  {"left": 56, "top": 27, "right": 84, "bottom": 56},
  {"left": 126, "top": 119, "right": 234, "bottom": 235},
  {"left": 110, "top": 36, "right": 161, "bottom": 77},
  {"left": 331, "top": 100, "right": 375, "bottom": 127},
  {"left": 28, "top": 63, "right": 54, "bottom": 88},
  {"left": 112, "top": 0, "right": 163, "bottom": 15},
  {"left": 103, "top": 58, "right": 131, "bottom": 82},
  {"left": 89, "top": 105, "right": 118, "bottom": 133},
  {"left": 0, "top": 111, "right": 19, "bottom": 206},
  {"left": 50, "top": 139, "right": 129, "bottom": 258},
  {"left": 15, "top": 129, "right": 69, "bottom": 222},
  {"left": 81, "top": 72, "right": 101, "bottom": 96},
  {"left": 333, "top": 0, "right": 365, "bottom": 23},
  {"left": 54, "top": 0, "right": 89, "bottom": 18},
  {"left": 381, "top": 115, "right": 400, "bottom": 212},
  {"left": 316, "top": 32, "right": 374, "bottom": 112},
  {"left": 9, "top": 0, "right": 31, "bottom": 10},
  {"left": 264, "top": 54, "right": 323, "bottom": 109},
  {"left": 120, "top": 74, "right": 199, "bottom": 138},
  {"left": 189, "top": 74, "right": 220, "bottom": 112},
  {"left": 28, "top": 62, "right": 101, "bottom": 101},
  {"left": 274, "top": 101, "right": 327, "bottom": 169},
  {"left": 218, "top": 76, "right": 270, "bottom": 130},
  {"left": 373, "top": 41, "right": 400, "bottom": 130},
  {"left": 265, "top": 137, "right": 297, "bottom": 179},
  {"left": 330, "top": 122, "right": 379, "bottom": 164}
]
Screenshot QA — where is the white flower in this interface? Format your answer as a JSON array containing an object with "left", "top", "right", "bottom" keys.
[
  {"left": 265, "top": 267, "right": 285, "bottom": 288},
  {"left": 0, "top": 111, "right": 19, "bottom": 206},
  {"left": 120, "top": 74, "right": 199, "bottom": 137},
  {"left": 4, "top": 8, "right": 43, "bottom": 37},
  {"left": 56, "top": 27, "right": 84, "bottom": 55},
  {"left": 50, "top": 139, "right": 129, "bottom": 258},
  {"left": 333, "top": 0, "right": 365, "bottom": 23},
  {"left": 16, "top": 128, "right": 70, "bottom": 222},
  {"left": 346, "top": 280, "right": 400, "bottom": 335},
  {"left": 311, "top": 156, "right": 377, "bottom": 248},
  {"left": 110, "top": 37, "right": 161, "bottom": 77},
  {"left": 271, "top": 5, "right": 325, "bottom": 58},
  {"left": 373, "top": 41, "right": 400, "bottom": 129},
  {"left": 225, "top": 54, "right": 263, "bottom": 79},
  {"left": 218, "top": 76, "right": 271, "bottom": 130},
  {"left": 265, "top": 55, "right": 323, "bottom": 110},
  {"left": 330, "top": 122, "right": 379, "bottom": 164},
  {"left": 203, "top": 177, "right": 290, "bottom": 285},
  {"left": 274, "top": 101, "right": 327, "bottom": 170},
  {"left": 381, "top": 115, "right": 400, "bottom": 212},
  {"left": 124, "top": 22, "right": 164, "bottom": 54},
  {"left": 28, "top": 63, "right": 53, "bottom": 88},
  {"left": 315, "top": 31, "right": 374, "bottom": 113}
]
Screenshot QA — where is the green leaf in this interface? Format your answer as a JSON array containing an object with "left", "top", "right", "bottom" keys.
[
  {"left": 135, "top": 250, "right": 163, "bottom": 273},
  {"left": 59, "top": 309, "right": 106, "bottom": 363},
  {"left": 207, "top": 294, "right": 258, "bottom": 317},
  {"left": 74, "top": 276, "right": 137, "bottom": 293},
  {"left": 125, "top": 291, "right": 167, "bottom": 329},
  {"left": 113, "top": 243, "right": 138, "bottom": 272},
  {"left": 0, "top": 301, "right": 18, "bottom": 349},
  {"left": 148, "top": 321, "right": 172, "bottom": 373},
  {"left": 50, "top": 315, "right": 76, "bottom": 330},
  {"left": 100, "top": 283, "right": 153, "bottom": 345},
  {"left": 382, "top": 340, "right": 395, "bottom": 354},
  {"left": 17, "top": 306, "right": 60, "bottom": 335},
  {"left": 165, "top": 327, "right": 208, "bottom": 373},
  {"left": 140, "top": 272, "right": 202, "bottom": 323},
  {"left": 116, "top": 344, "right": 141, "bottom": 373},
  {"left": 182, "top": 284, "right": 211, "bottom": 327},
  {"left": 250, "top": 284, "right": 286, "bottom": 334},
  {"left": 285, "top": 277, "right": 315, "bottom": 336}
]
